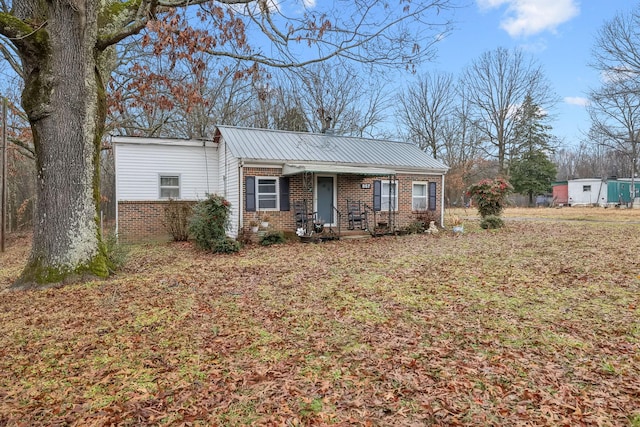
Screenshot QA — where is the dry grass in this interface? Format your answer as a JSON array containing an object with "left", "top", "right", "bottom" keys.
[
  {"left": 446, "top": 205, "right": 640, "bottom": 223},
  {"left": 1, "top": 213, "right": 639, "bottom": 426}
]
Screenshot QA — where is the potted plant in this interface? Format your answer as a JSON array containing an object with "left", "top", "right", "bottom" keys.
[
  {"left": 249, "top": 220, "right": 259, "bottom": 233},
  {"left": 450, "top": 216, "right": 464, "bottom": 234},
  {"left": 259, "top": 212, "right": 271, "bottom": 228}
]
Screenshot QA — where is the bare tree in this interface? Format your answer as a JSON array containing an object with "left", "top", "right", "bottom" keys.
[
  {"left": 241, "top": 62, "right": 391, "bottom": 137},
  {"left": 592, "top": 5, "right": 640, "bottom": 81},
  {"left": 0, "top": 0, "right": 455, "bottom": 288},
  {"left": 287, "top": 62, "right": 391, "bottom": 137},
  {"left": 590, "top": 3, "right": 640, "bottom": 206},
  {"left": 0, "top": 92, "right": 36, "bottom": 232},
  {"left": 459, "top": 47, "right": 555, "bottom": 174},
  {"left": 587, "top": 79, "right": 640, "bottom": 205},
  {"left": 396, "top": 72, "right": 456, "bottom": 158}
]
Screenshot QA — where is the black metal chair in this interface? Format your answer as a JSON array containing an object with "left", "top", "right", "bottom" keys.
[
  {"left": 294, "top": 200, "right": 316, "bottom": 233},
  {"left": 347, "top": 200, "right": 368, "bottom": 230}
]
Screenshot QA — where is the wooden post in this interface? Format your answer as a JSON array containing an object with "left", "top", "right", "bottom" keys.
[{"left": 1, "top": 97, "right": 7, "bottom": 252}]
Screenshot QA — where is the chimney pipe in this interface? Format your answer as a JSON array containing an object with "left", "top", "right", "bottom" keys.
[{"left": 321, "top": 116, "right": 332, "bottom": 134}]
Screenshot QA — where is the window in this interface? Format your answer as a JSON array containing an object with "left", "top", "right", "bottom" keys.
[
  {"left": 245, "top": 176, "right": 289, "bottom": 212},
  {"left": 381, "top": 181, "right": 398, "bottom": 211},
  {"left": 160, "top": 175, "right": 180, "bottom": 198},
  {"left": 583, "top": 185, "right": 591, "bottom": 192},
  {"left": 412, "top": 182, "right": 428, "bottom": 210},
  {"left": 257, "top": 177, "right": 278, "bottom": 210}
]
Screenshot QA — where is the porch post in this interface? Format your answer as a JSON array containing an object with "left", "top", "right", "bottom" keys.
[{"left": 440, "top": 173, "right": 445, "bottom": 227}]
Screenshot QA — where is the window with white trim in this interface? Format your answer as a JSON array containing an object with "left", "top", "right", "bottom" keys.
[
  {"left": 257, "top": 177, "right": 279, "bottom": 210},
  {"left": 412, "top": 182, "right": 428, "bottom": 210},
  {"left": 381, "top": 181, "right": 398, "bottom": 211},
  {"left": 159, "top": 175, "right": 180, "bottom": 198}
]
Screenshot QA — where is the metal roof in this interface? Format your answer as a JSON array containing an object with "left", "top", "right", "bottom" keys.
[
  {"left": 214, "top": 126, "right": 448, "bottom": 173},
  {"left": 282, "top": 163, "right": 396, "bottom": 176}
]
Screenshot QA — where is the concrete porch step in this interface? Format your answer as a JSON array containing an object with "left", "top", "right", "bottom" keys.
[
  {"left": 338, "top": 229, "right": 372, "bottom": 240},
  {"left": 339, "top": 233, "right": 371, "bottom": 240}
]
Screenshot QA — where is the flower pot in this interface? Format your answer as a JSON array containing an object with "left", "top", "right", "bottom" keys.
[
  {"left": 251, "top": 226, "right": 259, "bottom": 233},
  {"left": 453, "top": 225, "right": 464, "bottom": 234},
  {"left": 260, "top": 221, "right": 269, "bottom": 228}
]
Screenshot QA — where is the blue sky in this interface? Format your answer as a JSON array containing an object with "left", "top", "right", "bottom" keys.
[{"left": 427, "top": 0, "right": 634, "bottom": 148}]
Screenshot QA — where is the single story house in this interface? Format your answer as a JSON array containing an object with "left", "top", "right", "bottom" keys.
[{"left": 113, "top": 125, "right": 449, "bottom": 241}]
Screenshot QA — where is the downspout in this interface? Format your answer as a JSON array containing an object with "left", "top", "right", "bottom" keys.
[
  {"left": 440, "top": 173, "right": 445, "bottom": 227},
  {"left": 239, "top": 159, "right": 244, "bottom": 234},
  {"left": 112, "top": 135, "right": 118, "bottom": 238},
  {"left": 203, "top": 140, "right": 210, "bottom": 194}
]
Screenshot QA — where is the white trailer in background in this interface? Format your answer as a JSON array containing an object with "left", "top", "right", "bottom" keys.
[{"left": 567, "top": 178, "right": 607, "bottom": 206}]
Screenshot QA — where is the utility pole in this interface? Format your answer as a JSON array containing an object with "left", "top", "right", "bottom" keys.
[{"left": 1, "top": 97, "right": 7, "bottom": 252}]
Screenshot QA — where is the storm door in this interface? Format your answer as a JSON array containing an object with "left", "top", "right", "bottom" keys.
[{"left": 315, "top": 176, "right": 336, "bottom": 225}]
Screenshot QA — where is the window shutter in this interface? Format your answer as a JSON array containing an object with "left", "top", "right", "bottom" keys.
[
  {"left": 373, "top": 180, "right": 381, "bottom": 211},
  {"left": 245, "top": 176, "right": 256, "bottom": 212},
  {"left": 279, "top": 177, "right": 290, "bottom": 211},
  {"left": 428, "top": 182, "right": 437, "bottom": 211}
]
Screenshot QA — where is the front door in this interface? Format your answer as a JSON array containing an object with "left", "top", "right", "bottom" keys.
[{"left": 316, "top": 176, "right": 335, "bottom": 225}]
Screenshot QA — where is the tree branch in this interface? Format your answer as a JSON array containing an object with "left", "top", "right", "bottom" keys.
[
  {"left": 9, "top": 136, "right": 35, "bottom": 159},
  {"left": 0, "top": 35, "right": 24, "bottom": 78}
]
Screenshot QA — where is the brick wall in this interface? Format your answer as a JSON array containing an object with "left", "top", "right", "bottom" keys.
[
  {"left": 242, "top": 168, "right": 443, "bottom": 233},
  {"left": 119, "top": 172, "right": 443, "bottom": 241},
  {"left": 243, "top": 167, "right": 291, "bottom": 231},
  {"left": 118, "top": 200, "right": 195, "bottom": 242},
  {"left": 394, "top": 174, "right": 442, "bottom": 227}
]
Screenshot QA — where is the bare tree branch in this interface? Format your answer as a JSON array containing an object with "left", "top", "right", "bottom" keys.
[
  {"left": 0, "top": 35, "right": 23, "bottom": 78},
  {"left": 459, "top": 47, "right": 555, "bottom": 174}
]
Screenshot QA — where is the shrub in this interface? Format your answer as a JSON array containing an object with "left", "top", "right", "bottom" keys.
[
  {"left": 212, "top": 237, "right": 241, "bottom": 254},
  {"left": 189, "top": 194, "right": 232, "bottom": 251},
  {"left": 260, "top": 231, "right": 286, "bottom": 246},
  {"left": 102, "top": 232, "right": 129, "bottom": 273},
  {"left": 163, "top": 199, "right": 191, "bottom": 241},
  {"left": 405, "top": 221, "right": 426, "bottom": 234},
  {"left": 480, "top": 215, "right": 505, "bottom": 229},
  {"left": 467, "top": 177, "right": 513, "bottom": 218},
  {"left": 414, "top": 209, "right": 439, "bottom": 226}
]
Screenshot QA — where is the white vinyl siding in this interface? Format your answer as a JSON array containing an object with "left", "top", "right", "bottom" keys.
[
  {"left": 412, "top": 182, "right": 428, "bottom": 210},
  {"left": 115, "top": 139, "right": 217, "bottom": 201},
  {"left": 219, "top": 138, "right": 240, "bottom": 238}
]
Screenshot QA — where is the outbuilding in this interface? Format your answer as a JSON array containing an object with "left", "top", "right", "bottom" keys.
[{"left": 567, "top": 178, "right": 607, "bottom": 206}]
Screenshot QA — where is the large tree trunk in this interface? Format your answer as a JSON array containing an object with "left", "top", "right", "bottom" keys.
[{"left": 12, "top": 0, "right": 108, "bottom": 288}]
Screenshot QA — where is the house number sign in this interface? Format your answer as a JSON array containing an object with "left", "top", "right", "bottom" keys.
[{"left": 361, "top": 183, "right": 371, "bottom": 189}]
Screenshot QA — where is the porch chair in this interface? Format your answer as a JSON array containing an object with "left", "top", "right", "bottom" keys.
[
  {"left": 293, "top": 200, "right": 317, "bottom": 233},
  {"left": 347, "top": 199, "right": 368, "bottom": 230}
]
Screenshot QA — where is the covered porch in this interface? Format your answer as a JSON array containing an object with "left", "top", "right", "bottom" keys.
[{"left": 282, "top": 163, "right": 398, "bottom": 240}]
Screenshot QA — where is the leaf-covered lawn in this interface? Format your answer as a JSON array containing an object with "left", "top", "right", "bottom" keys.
[{"left": 1, "top": 212, "right": 640, "bottom": 425}]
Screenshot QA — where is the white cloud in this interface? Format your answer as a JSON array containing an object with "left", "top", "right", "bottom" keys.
[
  {"left": 519, "top": 39, "right": 547, "bottom": 53},
  {"left": 478, "top": 0, "right": 579, "bottom": 37},
  {"left": 564, "top": 96, "right": 590, "bottom": 107}
]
